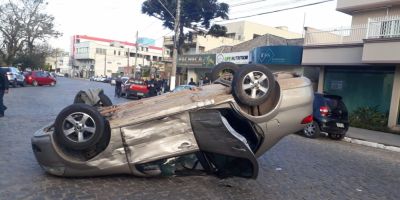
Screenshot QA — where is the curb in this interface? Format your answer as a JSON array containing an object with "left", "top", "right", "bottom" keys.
[{"left": 343, "top": 137, "right": 400, "bottom": 153}]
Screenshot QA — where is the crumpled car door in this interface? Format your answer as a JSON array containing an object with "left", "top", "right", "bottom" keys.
[{"left": 190, "top": 110, "right": 259, "bottom": 179}]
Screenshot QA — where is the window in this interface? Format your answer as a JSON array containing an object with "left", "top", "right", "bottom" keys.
[
  {"left": 77, "top": 47, "right": 88, "bottom": 54},
  {"left": 114, "top": 50, "right": 116, "bottom": 55},
  {"left": 118, "top": 51, "right": 121, "bottom": 56},
  {"left": 96, "top": 48, "right": 106, "bottom": 55},
  {"left": 145, "top": 47, "right": 149, "bottom": 52}
]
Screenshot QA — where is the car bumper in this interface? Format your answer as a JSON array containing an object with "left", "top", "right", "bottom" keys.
[
  {"left": 319, "top": 121, "right": 349, "bottom": 134},
  {"left": 126, "top": 90, "right": 148, "bottom": 98},
  {"left": 31, "top": 124, "right": 131, "bottom": 177}
]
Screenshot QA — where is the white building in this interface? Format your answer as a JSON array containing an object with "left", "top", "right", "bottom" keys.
[
  {"left": 71, "top": 35, "right": 168, "bottom": 78},
  {"left": 45, "top": 51, "right": 71, "bottom": 74}
]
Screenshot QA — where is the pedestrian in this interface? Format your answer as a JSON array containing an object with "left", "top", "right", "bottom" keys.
[
  {"left": 188, "top": 78, "right": 196, "bottom": 86},
  {"left": 115, "top": 72, "right": 123, "bottom": 98},
  {"left": 146, "top": 74, "right": 158, "bottom": 97},
  {"left": 0, "top": 68, "right": 9, "bottom": 118},
  {"left": 203, "top": 76, "right": 211, "bottom": 85},
  {"left": 199, "top": 76, "right": 204, "bottom": 86}
]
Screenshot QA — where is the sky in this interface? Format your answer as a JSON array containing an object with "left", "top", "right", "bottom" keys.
[{"left": 45, "top": 0, "right": 352, "bottom": 52}]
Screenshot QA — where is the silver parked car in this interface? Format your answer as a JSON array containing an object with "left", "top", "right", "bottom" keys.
[{"left": 31, "top": 63, "right": 313, "bottom": 179}]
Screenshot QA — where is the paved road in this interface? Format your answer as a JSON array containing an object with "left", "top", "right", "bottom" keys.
[{"left": 0, "top": 78, "right": 399, "bottom": 200}]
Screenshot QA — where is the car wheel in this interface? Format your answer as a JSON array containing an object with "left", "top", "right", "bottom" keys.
[
  {"left": 232, "top": 64, "right": 275, "bottom": 106},
  {"left": 98, "top": 92, "right": 113, "bottom": 107},
  {"left": 54, "top": 103, "right": 106, "bottom": 150},
  {"left": 50, "top": 81, "right": 56, "bottom": 86},
  {"left": 12, "top": 80, "right": 17, "bottom": 88},
  {"left": 303, "top": 121, "right": 320, "bottom": 138},
  {"left": 20, "top": 81, "right": 26, "bottom": 87},
  {"left": 211, "top": 62, "right": 239, "bottom": 85},
  {"left": 329, "top": 133, "right": 345, "bottom": 140},
  {"left": 32, "top": 80, "right": 38, "bottom": 87}
]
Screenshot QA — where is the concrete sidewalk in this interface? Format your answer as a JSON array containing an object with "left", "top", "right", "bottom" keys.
[{"left": 345, "top": 127, "right": 400, "bottom": 151}]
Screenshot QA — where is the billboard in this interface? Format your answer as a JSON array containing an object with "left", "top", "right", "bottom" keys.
[
  {"left": 250, "top": 46, "right": 303, "bottom": 65},
  {"left": 216, "top": 51, "right": 250, "bottom": 65},
  {"left": 177, "top": 54, "right": 216, "bottom": 68}
]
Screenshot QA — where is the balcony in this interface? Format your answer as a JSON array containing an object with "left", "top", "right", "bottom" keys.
[
  {"left": 304, "top": 25, "right": 368, "bottom": 46},
  {"left": 305, "top": 16, "right": 400, "bottom": 46},
  {"left": 367, "top": 16, "right": 400, "bottom": 39},
  {"left": 337, "top": 0, "right": 400, "bottom": 14}
]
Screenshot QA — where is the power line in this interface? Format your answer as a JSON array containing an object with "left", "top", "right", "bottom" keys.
[
  {"left": 216, "top": 0, "right": 334, "bottom": 22},
  {"left": 157, "top": 0, "right": 175, "bottom": 20}
]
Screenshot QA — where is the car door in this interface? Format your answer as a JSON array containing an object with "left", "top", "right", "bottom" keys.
[{"left": 190, "top": 109, "right": 259, "bottom": 179}]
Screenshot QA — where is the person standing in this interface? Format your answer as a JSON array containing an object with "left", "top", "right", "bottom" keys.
[
  {"left": 0, "top": 68, "right": 9, "bottom": 118},
  {"left": 203, "top": 76, "right": 211, "bottom": 85},
  {"left": 188, "top": 78, "right": 196, "bottom": 86},
  {"left": 115, "top": 72, "right": 124, "bottom": 98},
  {"left": 146, "top": 74, "right": 158, "bottom": 97}
]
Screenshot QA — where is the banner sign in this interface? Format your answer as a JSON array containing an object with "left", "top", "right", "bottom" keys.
[
  {"left": 216, "top": 51, "right": 250, "bottom": 65},
  {"left": 177, "top": 54, "right": 216, "bottom": 68},
  {"left": 250, "top": 46, "right": 303, "bottom": 65}
]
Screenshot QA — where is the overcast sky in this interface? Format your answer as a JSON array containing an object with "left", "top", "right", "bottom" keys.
[{"left": 46, "top": 0, "right": 352, "bottom": 52}]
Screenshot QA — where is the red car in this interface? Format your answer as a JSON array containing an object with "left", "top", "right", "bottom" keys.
[
  {"left": 25, "top": 71, "right": 57, "bottom": 86},
  {"left": 122, "top": 79, "right": 149, "bottom": 99}
]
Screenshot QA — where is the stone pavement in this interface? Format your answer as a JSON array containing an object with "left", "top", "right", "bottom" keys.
[{"left": 0, "top": 77, "right": 399, "bottom": 200}]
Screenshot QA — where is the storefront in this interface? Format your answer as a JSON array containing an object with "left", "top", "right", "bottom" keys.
[
  {"left": 323, "top": 66, "right": 395, "bottom": 114},
  {"left": 250, "top": 45, "right": 304, "bottom": 74},
  {"left": 177, "top": 54, "right": 216, "bottom": 85}
]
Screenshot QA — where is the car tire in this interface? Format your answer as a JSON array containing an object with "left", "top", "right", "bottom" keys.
[
  {"left": 54, "top": 103, "right": 106, "bottom": 150},
  {"left": 20, "top": 81, "right": 26, "bottom": 87},
  {"left": 32, "top": 80, "right": 38, "bottom": 87},
  {"left": 50, "top": 81, "right": 56, "bottom": 86},
  {"left": 211, "top": 62, "right": 239, "bottom": 85},
  {"left": 303, "top": 121, "right": 320, "bottom": 138},
  {"left": 12, "top": 80, "right": 17, "bottom": 88},
  {"left": 98, "top": 92, "right": 113, "bottom": 107},
  {"left": 73, "top": 91, "right": 113, "bottom": 107},
  {"left": 329, "top": 133, "right": 345, "bottom": 140},
  {"left": 232, "top": 64, "right": 275, "bottom": 106}
]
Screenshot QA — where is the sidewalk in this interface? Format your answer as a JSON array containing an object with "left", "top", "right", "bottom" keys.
[{"left": 345, "top": 127, "right": 400, "bottom": 152}]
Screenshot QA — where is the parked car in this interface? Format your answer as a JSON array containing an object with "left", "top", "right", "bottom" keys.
[
  {"left": 25, "top": 71, "right": 57, "bottom": 86},
  {"left": 0, "top": 66, "right": 25, "bottom": 87},
  {"left": 31, "top": 63, "right": 313, "bottom": 178},
  {"left": 122, "top": 79, "right": 149, "bottom": 99},
  {"left": 98, "top": 76, "right": 107, "bottom": 82},
  {"left": 172, "top": 85, "right": 196, "bottom": 92},
  {"left": 303, "top": 93, "right": 349, "bottom": 140}
]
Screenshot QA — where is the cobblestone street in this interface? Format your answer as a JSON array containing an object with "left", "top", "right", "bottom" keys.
[{"left": 0, "top": 78, "right": 399, "bottom": 200}]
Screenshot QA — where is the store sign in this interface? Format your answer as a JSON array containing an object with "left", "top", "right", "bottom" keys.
[
  {"left": 177, "top": 54, "right": 216, "bottom": 68},
  {"left": 216, "top": 51, "right": 250, "bottom": 65},
  {"left": 250, "top": 46, "right": 303, "bottom": 65}
]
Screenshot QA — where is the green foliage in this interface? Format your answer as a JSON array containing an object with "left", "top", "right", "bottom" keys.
[
  {"left": 141, "top": 0, "right": 229, "bottom": 54},
  {"left": 349, "top": 106, "right": 389, "bottom": 132}
]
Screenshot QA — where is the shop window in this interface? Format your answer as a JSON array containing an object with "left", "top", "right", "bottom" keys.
[{"left": 324, "top": 67, "right": 394, "bottom": 114}]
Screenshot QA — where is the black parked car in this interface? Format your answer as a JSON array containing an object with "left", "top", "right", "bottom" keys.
[{"left": 303, "top": 93, "right": 349, "bottom": 140}]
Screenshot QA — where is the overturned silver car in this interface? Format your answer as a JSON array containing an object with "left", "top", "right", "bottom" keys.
[{"left": 32, "top": 63, "right": 313, "bottom": 179}]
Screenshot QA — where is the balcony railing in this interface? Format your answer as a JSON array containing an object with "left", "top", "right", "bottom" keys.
[
  {"left": 305, "top": 25, "right": 367, "bottom": 45},
  {"left": 367, "top": 16, "right": 400, "bottom": 39},
  {"left": 305, "top": 15, "right": 400, "bottom": 46}
]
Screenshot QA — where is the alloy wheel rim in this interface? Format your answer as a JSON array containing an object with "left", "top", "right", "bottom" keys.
[
  {"left": 62, "top": 112, "right": 96, "bottom": 143},
  {"left": 242, "top": 71, "right": 269, "bottom": 99},
  {"left": 304, "top": 123, "right": 315, "bottom": 137}
]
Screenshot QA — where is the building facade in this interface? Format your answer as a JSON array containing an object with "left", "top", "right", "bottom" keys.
[
  {"left": 45, "top": 51, "right": 71, "bottom": 74},
  {"left": 166, "top": 21, "right": 302, "bottom": 84},
  {"left": 302, "top": 0, "right": 400, "bottom": 129},
  {"left": 71, "top": 35, "right": 169, "bottom": 78}
]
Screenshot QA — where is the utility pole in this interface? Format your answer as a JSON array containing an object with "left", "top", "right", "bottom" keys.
[
  {"left": 104, "top": 50, "right": 107, "bottom": 76},
  {"left": 134, "top": 30, "right": 139, "bottom": 78},
  {"left": 170, "top": 0, "right": 181, "bottom": 90}
]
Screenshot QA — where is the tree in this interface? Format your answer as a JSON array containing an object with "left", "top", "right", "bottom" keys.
[
  {"left": 142, "top": 0, "right": 229, "bottom": 54},
  {"left": 0, "top": 0, "right": 61, "bottom": 66}
]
